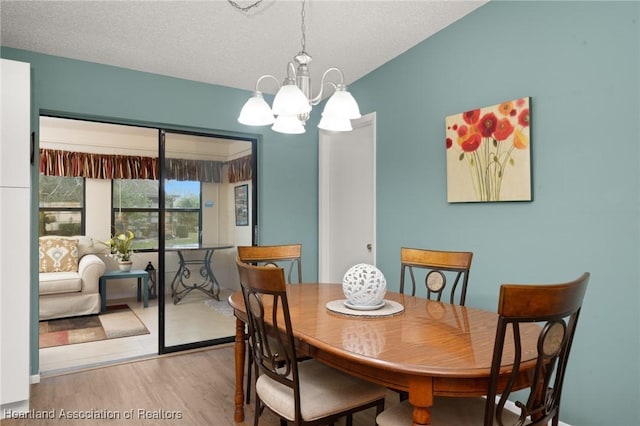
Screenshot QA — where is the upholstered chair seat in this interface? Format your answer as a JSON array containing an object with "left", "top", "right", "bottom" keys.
[{"left": 257, "top": 360, "right": 386, "bottom": 423}]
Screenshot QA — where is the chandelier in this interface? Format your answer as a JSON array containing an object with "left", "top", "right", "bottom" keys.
[{"left": 235, "top": 0, "right": 361, "bottom": 134}]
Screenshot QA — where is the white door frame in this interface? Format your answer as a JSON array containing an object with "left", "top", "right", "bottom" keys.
[{"left": 318, "top": 112, "right": 376, "bottom": 282}]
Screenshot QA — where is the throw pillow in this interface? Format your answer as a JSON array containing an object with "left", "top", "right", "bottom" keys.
[{"left": 39, "top": 238, "right": 79, "bottom": 273}]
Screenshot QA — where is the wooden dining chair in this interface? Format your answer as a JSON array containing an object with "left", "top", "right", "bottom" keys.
[
  {"left": 399, "top": 247, "right": 473, "bottom": 305},
  {"left": 238, "top": 243, "right": 303, "bottom": 403},
  {"left": 236, "top": 259, "right": 386, "bottom": 426},
  {"left": 377, "top": 272, "right": 590, "bottom": 426},
  {"left": 238, "top": 244, "right": 302, "bottom": 284}
]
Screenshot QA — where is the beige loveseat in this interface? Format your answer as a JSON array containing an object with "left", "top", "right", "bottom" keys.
[{"left": 39, "top": 235, "right": 106, "bottom": 320}]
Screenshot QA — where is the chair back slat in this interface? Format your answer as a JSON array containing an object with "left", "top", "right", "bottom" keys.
[
  {"left": 399, "top": 247, "right": 473, "bottom": 305},
  {"left": 238, "top": 244, "right": 302, "bottom": 284},
  {"left": 486, "top": 272, "right": 590, "bottom": 426}
]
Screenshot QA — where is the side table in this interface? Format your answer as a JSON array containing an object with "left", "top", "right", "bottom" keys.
[{"left": 99, "top": 269, "right": 149, "bottom": 313}]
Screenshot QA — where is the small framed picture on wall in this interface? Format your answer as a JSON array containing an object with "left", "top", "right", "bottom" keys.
[{"left": 234, "top": 184, "right": 249, "bottom": 226}]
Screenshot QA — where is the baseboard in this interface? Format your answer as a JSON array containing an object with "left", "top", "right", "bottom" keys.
[
  {"left": 30, "top": 374, "right": 40, "bottom": 384},
  {"left": 502, "top": 399, "right": 571, "bottom": 426}
]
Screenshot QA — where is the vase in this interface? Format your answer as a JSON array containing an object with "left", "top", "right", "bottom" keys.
[{"left": 118, "top": 260, "right": 133, "bottom": 272}]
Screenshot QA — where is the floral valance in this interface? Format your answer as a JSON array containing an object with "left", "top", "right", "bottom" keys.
[{"left": 39, "top": 149, "right": 252, "bottom": 184}]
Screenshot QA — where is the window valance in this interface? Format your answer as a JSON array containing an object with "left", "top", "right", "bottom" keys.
[
  {"left": 228, "top": 155, "right": 253, "bottom": 183},
  {"left": 39, "top": 149, "right": 158, "bottom": 180},
  {"left": 164, "top": 157, "right": 222, "bottom": 183},
  {"left": 39, "top": 149, "right": 252, "bottom": 184}
]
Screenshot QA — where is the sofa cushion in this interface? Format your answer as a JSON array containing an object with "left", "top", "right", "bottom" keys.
[
  {"left": 71, "top": 235, "right": 96, "bottom": 258},
  {"left": 39, "top": 272, "right": 82, "bottom": 295},
  {"left": 39, "top": 238, "right": 79, "bottom": 273},
  {"left": 40, "top": 235, "right": 97, "bottom": 258}
]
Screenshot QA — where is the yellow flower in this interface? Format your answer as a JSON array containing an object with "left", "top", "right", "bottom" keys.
[
  {"left": 498, "top": 101, "right": 513, "bottom": 116},
  {"left": 513, "top": 128, "right": 529, "bottom": 149}
]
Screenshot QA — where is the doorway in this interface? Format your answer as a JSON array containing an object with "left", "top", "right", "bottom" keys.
[
  {"left": 37, "top": 116, "right": 257, "bottom": 372},
  {"left": 318, "top": 112, "right": 376, "bottom": 282}
]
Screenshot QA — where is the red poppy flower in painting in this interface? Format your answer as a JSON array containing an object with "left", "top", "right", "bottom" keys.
[
  {"left": 518, "top": 108, "right": 530, "bottom": 127},
  {"left": 478, "top": 112, "right": 498, "bottom": 137},
  {"left": 445, "top": 97, "right": 531, "bottom": 202},
  {"left": 459, "top": 132, "right": 482, "bottom": 152},
  {"left": 463, "top": 109, "right": 480, "bottom": 125},
  {"left": 493, "top": 117, "right": 514, "bottom": 141}
]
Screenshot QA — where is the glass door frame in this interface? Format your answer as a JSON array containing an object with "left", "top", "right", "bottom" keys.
[
  {"left": 36, "top": 112, "right": 257, "bottom": 359},
  {"left": 158, "top": 128, "right": 258, "bottom": 355}
]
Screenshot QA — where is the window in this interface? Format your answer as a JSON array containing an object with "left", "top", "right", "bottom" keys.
[
  {"left": 165, "top": 180, "right": 201, "bottom": 246},
  {"left": 112, "top": 179, "right": 201, "bottom": 250},
  {"left": 39, "top": 175, "right": 85, "bottom": 236},
  {"left": 112, "top": 179, "right": 159, "bottom": 251}
]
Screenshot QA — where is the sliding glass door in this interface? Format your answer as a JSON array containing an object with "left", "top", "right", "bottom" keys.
[
  {"left": 160, "top": 130, "right": 256, "bottom": 352},
  {"left": 38, "top": 116, "right": 257, "bottom": 370}
]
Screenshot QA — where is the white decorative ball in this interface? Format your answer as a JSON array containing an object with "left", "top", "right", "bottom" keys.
[{"left": 342, "top": 263, "right": 387, "bottom": 306}]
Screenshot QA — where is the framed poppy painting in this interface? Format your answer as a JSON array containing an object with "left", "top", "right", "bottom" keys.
[{"left": 445, "top": 97, "right": 531, "bottom": 203}]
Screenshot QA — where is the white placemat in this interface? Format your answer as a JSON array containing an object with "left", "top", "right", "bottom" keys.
[{"left": 326, "top": 299, "right": 404, "bottom": 317}]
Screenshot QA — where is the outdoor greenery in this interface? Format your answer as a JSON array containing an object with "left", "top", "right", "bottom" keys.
[
  {"left": 38, "top": 176, "right": 84, "bottom": 236},
  {"left": 38, "top": 176, "right": 202, "bottom": 248},
  {"left": 113, "top": 179, "right": 201, "bottom": 249}
]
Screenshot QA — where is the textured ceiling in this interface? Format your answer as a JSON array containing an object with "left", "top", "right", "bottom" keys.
[{"left": 1, "top": 0, "right": 486, "bottom": 96}]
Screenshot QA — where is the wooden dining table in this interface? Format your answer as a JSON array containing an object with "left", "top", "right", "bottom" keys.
[{"left": 228, "top": 283, "right": 540, "bottom": 425}]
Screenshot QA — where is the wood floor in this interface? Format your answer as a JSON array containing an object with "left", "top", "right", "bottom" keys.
[{"left": 5, "top": 344, "right": 393, "bottom": 426}]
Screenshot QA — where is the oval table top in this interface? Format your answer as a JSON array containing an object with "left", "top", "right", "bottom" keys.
[
  {"left": 228, "top": 282, "right": 540, "bottom": 380},
  {"left": 228, "top": 283, "right": 540, "bottom": 425}
]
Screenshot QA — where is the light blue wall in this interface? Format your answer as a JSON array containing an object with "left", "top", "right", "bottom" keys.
[
  {"left": 0, "top": 47, "right": 321, "bottom": 375},
  {"left": 2, "top": 1, "right": 639, "bottom": 424},
  {"left": 350, "top": 1, "right": 639, "bottom": 425}
]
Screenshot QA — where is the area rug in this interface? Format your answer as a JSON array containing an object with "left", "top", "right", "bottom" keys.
[
  {"left": 39, "top": 304, "right": 150, "bottom": 349},
  {"left": 204, "top": 289, "right": 234, "bottom": 317}
]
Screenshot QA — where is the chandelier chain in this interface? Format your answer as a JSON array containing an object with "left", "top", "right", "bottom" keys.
[
  {"left": 300, "top": 0, "right": 307, "bottom": 53},
  {"left": 227, "top": 0, "right": 264, "bottom": 13}
]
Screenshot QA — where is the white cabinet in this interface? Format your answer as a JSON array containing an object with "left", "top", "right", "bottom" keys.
[
  {"left": 1, "top": 59, "right": 31, "bottom": 188},
  {"left": 0, "top": 58, "right": 31, "bottom": 415}
]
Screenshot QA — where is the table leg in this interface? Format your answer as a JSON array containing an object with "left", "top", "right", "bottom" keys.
[
  {"left": 409, "top": 377, "right": 434, "bottom": 425},
  {"left": 203, "top": 249, "right": 221, "bottom": 301},
  {"left": 99, "top": 277, "right": 107, "bottom": 313},
  {"left": 143, "top": 275, "right": 148, "bottom": 308},
  {"left": 172, "top": 249, "right": 222, "bottom": 304},
  {"left": 170, "top": 252, "right": 185, "bottom": 303},
  {"left": 135, "top": 276, "right": 149, "bottom": 308},
  {"left": 234, "top": 317, "right": 246, "bottom": 423}
]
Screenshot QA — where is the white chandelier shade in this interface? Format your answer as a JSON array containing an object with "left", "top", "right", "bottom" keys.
[
  {"left": 237, "top": 91, "right": 275, "bottom": 126},
  {"left": 272, "top": 114, "right": 306, "bottom": 134},
  {"left": 318, "top": 114, "right": 352, "bottom": 132},
  {"left": 235, "top": 0, "right": 361, "bottom": 135},
  {"left": 272, "top": 82, "right": 312, "bottom": 116},
  {"left": 321, "top": 86, "right": 361, "bottom": 120}
]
